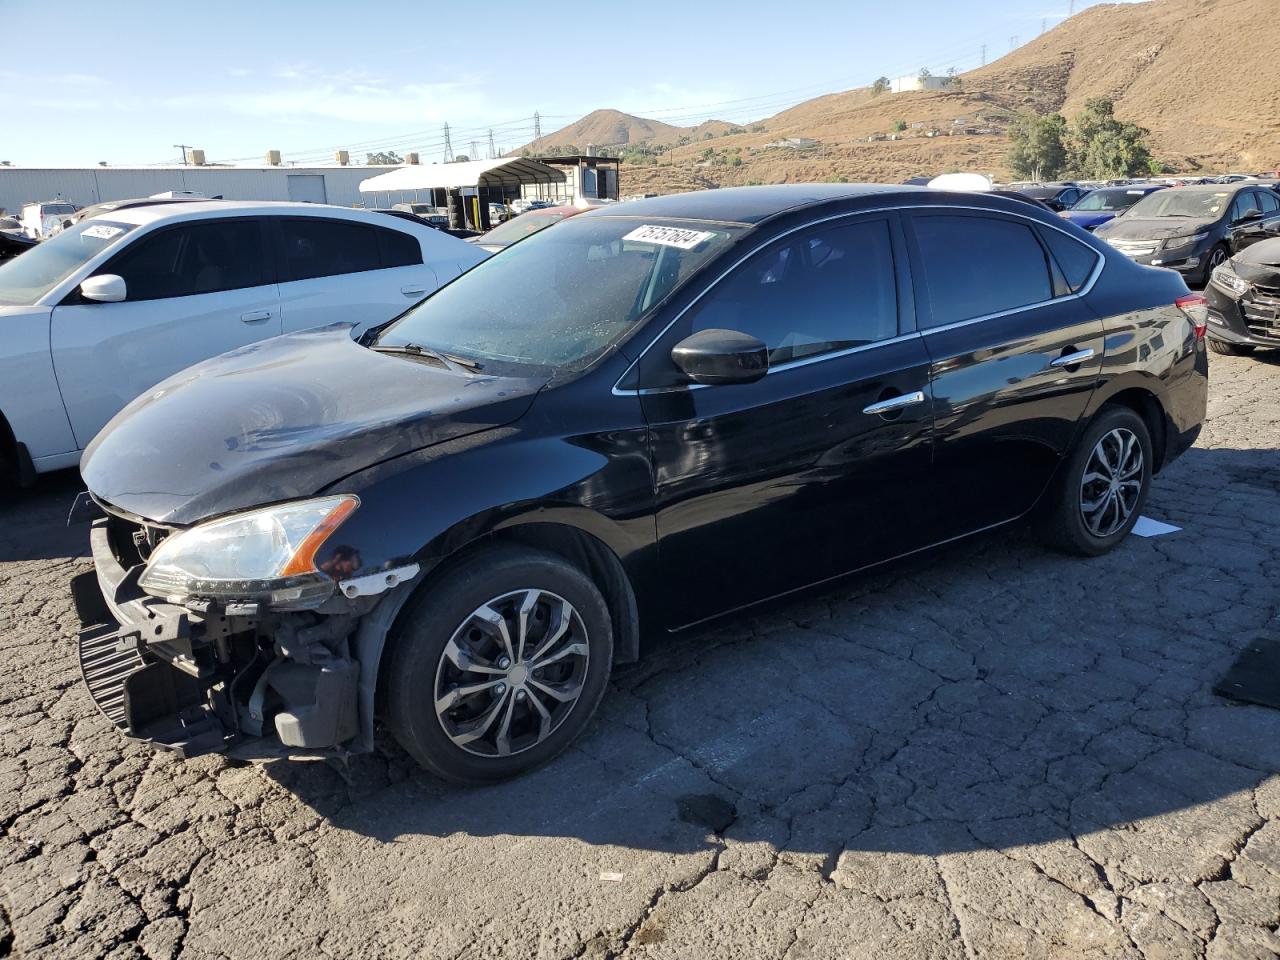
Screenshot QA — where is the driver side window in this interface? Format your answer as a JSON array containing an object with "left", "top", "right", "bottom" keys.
[{"left": 685, "top": 218, "right": 899, "bottom": 367}]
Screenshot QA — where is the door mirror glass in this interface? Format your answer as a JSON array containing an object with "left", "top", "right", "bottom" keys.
[
  {"left": 672, "top": 328, "right": 768, "bottom": 385},
  {"left": 80, "top": 273, "right": 126, "bottom": 303}
]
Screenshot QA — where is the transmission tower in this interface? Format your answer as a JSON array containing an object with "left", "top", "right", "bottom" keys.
[
  {"left": 1010, "top": 35, "right": 1019, "bottom": 51},
  {"left": 533, "top": 111, "right": 542, "bottom": 141},
  {"left": 1069, "top": 0, "right": 1076, "bottom": 13},
  {"left": 442, "top": 123, "right": 454, "bottom": 163},
  {"left": 469, "top": 140, "right": 478, "bottom": 161},
  {"left": 981, "top": 44, "right": 987, "bottom": 66},
  {"left": 1041, "top": 17, "right": 1047, "bottom": 33},
  {"left": 488, "top": 129, "right": 496, "bottom": 159}
]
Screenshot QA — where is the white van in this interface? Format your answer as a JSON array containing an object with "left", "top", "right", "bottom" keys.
[
  {"left": 19, "top": 200, "right": 78, "bottom": 239},
  {"left": 0, "top": 200, "right": 489, "bottom": 480}
]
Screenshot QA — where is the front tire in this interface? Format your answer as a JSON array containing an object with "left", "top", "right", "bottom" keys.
[
  {"left": 1208, "top": 338, "right": 1255, "bottom": 357},
  {"left": 384, "top": 545, "right": 613, "bottom": 784},
  {"left": 1035, "top": 406, "right": 1153, "bottom": 557}
]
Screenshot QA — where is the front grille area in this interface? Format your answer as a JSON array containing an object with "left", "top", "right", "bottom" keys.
[
  {"left": 1107, "top": 238, "right": 1158, "bottom": 258},
  {"left": 78, "top": 624, "right": 145, "bottom": 729},
  {"left": 1242, "top": 290, "right": 1280, "bottom": 341}
]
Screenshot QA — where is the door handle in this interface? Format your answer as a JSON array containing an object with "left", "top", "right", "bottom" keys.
[
  {"left": 1050, "top": 347, "right": 1095, "bottom": 368},
  {"left": 240, "top": 310, "right": 273, "bottom": 323},
  {"left": 862, "top": 390, "right": 926, "bottom": 417},
  {"left": 400, "top": 285, "right": 428, "bottom": 297}
]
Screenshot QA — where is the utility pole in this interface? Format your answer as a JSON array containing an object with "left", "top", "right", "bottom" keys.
[
  {"left": 442, "top": 123, "right": 454, "bottom": 163},
  {"left": 488, "top": 129, "right": 496, "bottom": 159},
  {"left": 533, "top": 111, "right": 542, "bottom": 142},
  {"left": 1041, "top": 17, "right": 1047, "bottom": 33},
  {"left": 1069, "top": 0, "right": 1076, "bottom": 14},
  {"left": 172, "top": 144, "right": 192, "bottom": 165},
  {"left": 981, "top": 44, "right": 987, "bottom": 66},
  {"left": 1010, "top": 35, "right": 1019, "bottom": 51}
]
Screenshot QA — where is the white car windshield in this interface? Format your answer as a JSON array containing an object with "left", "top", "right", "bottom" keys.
[
  {"left": 377, "top": 216, "right": 744, "bottom": 374},
  {"left": 0, "top": 220, "right": 137, "bottom": 305}
]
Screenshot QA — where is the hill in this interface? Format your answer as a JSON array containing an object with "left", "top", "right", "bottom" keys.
[{"left": 524, "top": 0, "right": 1279, "bottom": 193}]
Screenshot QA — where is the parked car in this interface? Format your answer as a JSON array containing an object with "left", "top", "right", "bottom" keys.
[
  {"left": 0, "top": 200, "right": 487, "bottom": 481},
  {"left": 19, "top": 199, "right": 78, "bottom": 239},
  {"left": 372, "top": 208, "right": 480, "bottom": 240},
  {"left": 0, "top": 216, "right": 37, "bottom": 259},
  {"left": 1095, "top": 183, "right": 1280, "bottom": 287},
  {"left": 1009, "top": 183, "right": 1088, "bottom": 212},
  {"left": 1058, "top": 184, "right": 1167, "bottom": 231},
  {"left": 1203, "top": 236, "right": 1280, "bottom": 355},
  {"left": 50, "top": 195, "right": 222, "bottom": 236},
  {"left": 71, "top": 184, "right": 1208, "bottom": 783},
  {"left": 472, "top": 204, "right": 584, "bottom": 253}
]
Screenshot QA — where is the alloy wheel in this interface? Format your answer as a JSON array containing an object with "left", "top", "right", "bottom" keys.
[
  {"left": 433, "top": 588, "right": 589, "bottom": 758},
  {"left": 1078, "top": 427, "right": 1144, "bottom": 538}
]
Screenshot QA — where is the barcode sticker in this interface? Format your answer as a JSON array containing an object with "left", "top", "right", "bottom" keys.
[
  {"left": 623, "top": 224, "right": 715, "bottom": 250},
  {"left": 83, "top": 224, "right": 123, "bottom": 240}
]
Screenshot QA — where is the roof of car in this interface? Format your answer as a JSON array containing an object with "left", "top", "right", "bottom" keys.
[
  {"left": 100, "top": 200, "right": 401, "bottom": 227},
  {"left": 580, "top": 183, "right": 1001, "bottom": 225}
]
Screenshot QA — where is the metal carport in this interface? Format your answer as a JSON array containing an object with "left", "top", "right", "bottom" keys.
[{"left": 359, "top": 158, "right": 567, "bottom": 230}]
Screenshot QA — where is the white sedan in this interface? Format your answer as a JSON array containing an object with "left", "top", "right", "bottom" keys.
[{"left": 0, "top": 200, "right": 488, "bottom": 481}]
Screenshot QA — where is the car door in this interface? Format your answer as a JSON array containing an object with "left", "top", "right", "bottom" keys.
[
  {"left": 274, "top": 217, "right": 439, "bottom": 336},
  {"left": 903, "top": 209, "right": 1106, "bottom": 539},
  {"left": 49, "top": 216, "right": 281, "bottom": 449},
  {"left": 636, "top": 213, "right": 937, "bottom": 628},
  {"left": 1226, "top": 190, "right": 1273, "bottom": 253}
]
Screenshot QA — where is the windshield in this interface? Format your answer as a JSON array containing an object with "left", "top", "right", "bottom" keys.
[
  {"left": 1127, "top": 190, "right": 1233, "bottom": 220},
  {"left": 43, "top": 203, "right": 75, "bottom": 216},
  {"left": 1072, "top": 189, "right": 1151, "bottom": 212},
  {"left": 377, "top": 216, "right": 744, "bottom": 373},
  {"left": 482, "top": 211, "right": 573, "bottom": 247},
  {"left": 0, "top": 219, "right": 137, "bottom": 305}
]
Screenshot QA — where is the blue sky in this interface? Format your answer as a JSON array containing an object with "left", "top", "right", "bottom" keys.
[{"left": 0, "top": 0, "right": 1140, "bottom": 167}]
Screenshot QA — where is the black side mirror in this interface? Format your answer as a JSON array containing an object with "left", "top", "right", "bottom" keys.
[{"left": 671, "top": 328, "right": 768, "bottom": 386}]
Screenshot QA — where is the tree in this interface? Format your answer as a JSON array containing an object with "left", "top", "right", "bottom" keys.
[
  {"left": 1008, "top": 111, "right": 1068, "bottom": 180},
  {"left": 918, "top": 67, "right": 932, "bottom": 83},
  {"left": 944, "top": 67, "right": 962, "bottom": 91},
  {"left": 872, "top": 76, "right": 890, "bottom": 96},
  {"left": 366, "top": 150, "right": 402, "bottom": 165},
  {"left": 1067, "top": 98, "right": 1152, "bottom": 179},
  {"left": 452, "top": 154, "right": 470, "bottom": 163},
  {"left": 891, "top": 119, "right": 908, "bottom": 133}
]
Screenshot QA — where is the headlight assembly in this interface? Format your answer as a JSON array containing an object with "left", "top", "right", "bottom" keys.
[
  {"left": 1162, "top": 231, "right": 1209, "bottom": 252},
  {"left": 138, "top": 495, "right": 359, "bottom": 610},
  {"left": 1211, "top": 262, "right": 1250, "bottom": 296}
]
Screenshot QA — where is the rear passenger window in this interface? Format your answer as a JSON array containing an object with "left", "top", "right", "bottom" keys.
[
  {"left": 1041, "top": 227, "right": 1100, "bottom": 293},
  {"left": 279, "top": 219, "right": 381, "bottom": 281},
  {"left": 378, "top": 227, "right": 423, "bottom": 268},
  {"left": 686, "top": 218, "right": 898, "bottom": 365},
  {"left": 1257, "top": 192, "right": 1280, "bottom": 215},
  {"left": 912, "top": 215, "right": 1052, "bottom": 328}
]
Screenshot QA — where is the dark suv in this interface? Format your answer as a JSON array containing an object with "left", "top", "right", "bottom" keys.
[
  {"left": 1095, "top": 183, "right": 1280, "bottom": 287},
  {"left": 73, "top": 185, "right": 1208, "bottom": 784}
]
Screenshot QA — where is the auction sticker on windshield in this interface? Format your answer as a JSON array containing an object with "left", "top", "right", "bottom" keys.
[
  {"left": 623, "top": 224, "right": 716, "bottom": 250},
  {"left": 82, "top": 224, "right": 124, "bottom": 240}
]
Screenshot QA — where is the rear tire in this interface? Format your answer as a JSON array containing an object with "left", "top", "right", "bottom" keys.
[
  {"left": 384, "top": 545, "right": 613, "bottom": 784},
  {"left": 1035, "top": 406, "right": 1153, "bottom": 557},
  {"left": 1208, "top": 338, "right": 1255, "bottom": 356}
]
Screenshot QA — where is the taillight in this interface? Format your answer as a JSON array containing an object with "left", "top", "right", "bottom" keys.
[{"left": 1176, "top": 293, "right": 1208, "bottom": 340}]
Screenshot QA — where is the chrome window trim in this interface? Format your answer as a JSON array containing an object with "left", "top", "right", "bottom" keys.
[{"left": 611, "top": 202, "right": 1107, "bottom": 395}]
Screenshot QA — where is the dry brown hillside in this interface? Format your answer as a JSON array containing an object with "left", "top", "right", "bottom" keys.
[{"left": 525, "top": 0, "right": 1279, "bottom": 194}]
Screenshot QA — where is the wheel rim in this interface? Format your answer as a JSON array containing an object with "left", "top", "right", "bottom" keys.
[
  {"left": 1079, "top": 427, "right": 1144, "bottom": 538},
  {"left": 433, "top": 588, "right": 589, "bottom": 758},
  {"left": 1210, "top": 248, "right": 1226, "bottom": 270}
]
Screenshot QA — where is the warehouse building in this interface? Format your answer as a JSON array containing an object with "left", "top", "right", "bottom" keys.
[{"left": 0, "top": 163, "right": 399, "bottom": 217}]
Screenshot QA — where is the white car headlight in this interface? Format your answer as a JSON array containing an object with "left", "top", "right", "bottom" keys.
[
  {"left": 138, "top": 495, "right": 359, "bottom": 610},
  {"left": 1162, "top": 231, "right": 1209, "bottom": 252},
  {"left": 1211, "top": 262, "right": 1250, "bottom": 296}
]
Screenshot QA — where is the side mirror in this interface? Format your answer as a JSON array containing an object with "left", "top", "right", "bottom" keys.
[
  {"left": 671, "top": 328, "right": 768, "bottom": 386},
  {"left": 1237, "top": 208, "right": 1262, "bottom": 223},
  {"left": 80, "top": 274, "right": 126, "bottom": 303}
]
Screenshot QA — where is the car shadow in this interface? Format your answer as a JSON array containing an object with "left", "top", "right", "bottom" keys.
[
  {"left": 0, "top": 468, "right": 88, "bottom": 564},
  {"left": 257, "top": 442, "right": 1280, "bottom": 864}
]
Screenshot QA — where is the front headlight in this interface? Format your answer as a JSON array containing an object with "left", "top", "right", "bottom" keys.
[
  {"left": 138, "top": 495, "right": 359, "bottom": 610},
  {"left": 1162, "top": 231, "right": 1209, "bottom": 252},
  {"left": 1211, "top": 262, "right": 1250, "bottom": 296}
]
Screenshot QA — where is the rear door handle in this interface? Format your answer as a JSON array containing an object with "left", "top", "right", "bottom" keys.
[
  {"left": 240, "top": 310, "right": 273, "bottom": 323},
  {"left": 401, "top": 285, "right": 428, "bottom": 297},
  {"left": 1050, "top": 348, "right": 1095, "bottom": 368},
  {"left": 862, "top": 390, "right": 926, "bottom": 417}
]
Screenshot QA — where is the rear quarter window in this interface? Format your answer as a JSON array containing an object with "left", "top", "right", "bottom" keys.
[{"left": 1041, "top": 227, "right": 1101, "bottom": 293}]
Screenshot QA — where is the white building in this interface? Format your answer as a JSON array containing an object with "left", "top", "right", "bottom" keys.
[
  {"left": 0, "top": 165, "right": 399, "bottom": 217},
  {"left": 889, "top": 74, "right": 950, "bottom": 94}
]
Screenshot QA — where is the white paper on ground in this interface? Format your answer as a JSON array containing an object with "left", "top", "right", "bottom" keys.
[{"left": 1131, "top": 516, "right": 1182, "bottom": 538}]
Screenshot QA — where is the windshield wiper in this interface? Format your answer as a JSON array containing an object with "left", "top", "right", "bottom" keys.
[{"left": 371, "top": 343, "right": 483, "bottom": 372}]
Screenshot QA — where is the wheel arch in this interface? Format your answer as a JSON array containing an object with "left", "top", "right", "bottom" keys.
[{"left": 1094, "top": 385, "right": 1168, "bottom": 472}]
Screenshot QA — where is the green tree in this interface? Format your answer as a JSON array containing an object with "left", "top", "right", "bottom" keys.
[
  {"left": 1007, "top": 111, "right": 1068, "bottom": 180},
  {"left": 891, "top": 119, "right": 908, "bottom": 133},
  {"left": 729, "top": 155, "right": 743, "bottom": 167},
  {"left": 366, "top": 150, "right": 403, "bottom": 165},
  {"left": 918, "top": 67, "right": 932, "bottom": 83},
  {"left": 945, "top": 67, "right": 962, "bottom": 91},
  {"left": 1067, "top": 98, "right": 1152, "bottom": 179},
  {"left": 452, "top": 154, "right": 470, "bottom": 163},
  {"left": 872, "top": 76, "right": 890, "bottom": 96}
]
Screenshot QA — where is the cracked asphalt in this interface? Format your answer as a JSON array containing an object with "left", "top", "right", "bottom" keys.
[{"left": 3, "top": 353, "right": 1280, "bottom": 960}]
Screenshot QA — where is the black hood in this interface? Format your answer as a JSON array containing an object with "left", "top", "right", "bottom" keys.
[
  {"left": 1232, "top": 237, "right": 1280, "bottom": 287},
  {"left": 82, "top": 325, "right": 546, "bottom": 524},
  {"left": 1096, "top": 217, "right": 1216, "bottom": 241}
]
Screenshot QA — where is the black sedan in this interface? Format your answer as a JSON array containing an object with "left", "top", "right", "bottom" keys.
[
  {"left": 1095, "top": 183, "right": 1280, "bottom": 287},
  {"left": 73, "top": 185, "right": 1208, "bottom": 783},
  {"left": 1009, "top": 182, "right": 1088, "bottom": 212},
  {"left": 1204, "top": 236, "right": 1280, "bottom": 355}
]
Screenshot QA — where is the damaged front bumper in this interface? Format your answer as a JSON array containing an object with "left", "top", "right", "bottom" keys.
[{"left": 73, "top": 511, "right": 371, "bottom": 760}]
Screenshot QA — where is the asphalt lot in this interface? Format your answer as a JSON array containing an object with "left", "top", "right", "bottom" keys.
[{"left": 2, "top": 352, "right": 1280, "bottom": 960}]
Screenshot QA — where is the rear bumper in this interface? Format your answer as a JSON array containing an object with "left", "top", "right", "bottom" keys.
[{"left": 73, "top": 516, "right": 361, "bottom": 759}]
